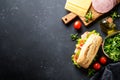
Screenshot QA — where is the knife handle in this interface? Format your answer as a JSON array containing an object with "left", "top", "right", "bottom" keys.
[{"left": 62, "top": 12, "right": 77, "bottom": 24}]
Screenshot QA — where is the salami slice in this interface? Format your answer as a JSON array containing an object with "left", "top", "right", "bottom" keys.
[{"left": 92, "top": 0, "right": 117, "bottom": 13}]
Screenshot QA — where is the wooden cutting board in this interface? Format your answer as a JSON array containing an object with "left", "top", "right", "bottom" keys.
[
  {"left": 62, "top": 5, "right": 102, "bottom": 26},
  {"left": 62, "top": 0, "right": 120, "bottom": 26}
]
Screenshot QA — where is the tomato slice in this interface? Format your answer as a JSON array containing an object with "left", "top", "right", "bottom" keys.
[
  {"left": 79, "top": 39, "right": 85, "bottom": 47},
  {"left": 73, "top": 54, "right": 78, "bottom": 61}
]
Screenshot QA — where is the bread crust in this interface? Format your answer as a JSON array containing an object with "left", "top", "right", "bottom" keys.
[{"left": 77, "top": 34, "right": 102, "bottom": 68}]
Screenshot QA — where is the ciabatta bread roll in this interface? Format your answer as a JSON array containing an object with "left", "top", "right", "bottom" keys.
[
  {"left": 77, "top": 34, "right": 102, "bottom": 68},
  {"left": 72, "top": 30, "right": 102, "bottom": 69}
]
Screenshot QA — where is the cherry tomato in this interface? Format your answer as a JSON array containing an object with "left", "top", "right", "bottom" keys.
[
  {"left": 100, "top": 56, "right": 107, "bottom": 64},
  {"left": 93, "top": 62, "right": 101, "bottom": 70},
  {"left": 74, "top": 20, "right": 82, "bottom": 30}
]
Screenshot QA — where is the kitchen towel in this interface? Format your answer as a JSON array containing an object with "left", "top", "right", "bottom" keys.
[{"left": 90, "top": 62, "right": 120, "bottom": 80}]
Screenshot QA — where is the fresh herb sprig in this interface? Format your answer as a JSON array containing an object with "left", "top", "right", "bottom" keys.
[
  {"left": 110, "top": 11, "right": 120, "bottom": 20},
  {"left": 88, "top": 69, "right": 96, "bottom": 77},
  {"left": 70, "top": 33, "right": 78, "bottom": 41},
  {"left": 85, "top": 11, "right": 92, "bottom": 23}
]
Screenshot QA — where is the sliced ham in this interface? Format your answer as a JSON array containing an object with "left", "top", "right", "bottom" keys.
[{"left": 92, "top": 0, "right": 117, "bottom": 13}]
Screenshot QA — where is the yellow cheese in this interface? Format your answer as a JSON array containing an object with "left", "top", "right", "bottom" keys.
[{"left": 65, "top": 0, "right": 91, "bottom": 17}]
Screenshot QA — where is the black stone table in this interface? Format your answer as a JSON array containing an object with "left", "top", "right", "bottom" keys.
[{"left": 0, "top": 0, "right": 120, "bottom": 80}]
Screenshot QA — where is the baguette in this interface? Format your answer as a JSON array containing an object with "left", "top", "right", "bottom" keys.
[{"left": 77, "top": 34, "right": 102, "bottom": 68}]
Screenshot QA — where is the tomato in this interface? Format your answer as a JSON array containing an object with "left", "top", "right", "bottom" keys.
[
  {"left": 100, "top": 56, "right": 107, "bottom": 64},
  {"left": 80, "top": 39, "right": 85, "bottom": 44},
  {"left": 74, "top": 20, "right": 82, "bottom": 30},
  {"left": 79, "top": 40, "right": 85, "bottom": 47},
  {"left": 74, "top": 54, "right": 78, "bottom": 61},
  {"left": 75, "top": 54, "right": 78, "bottom": 60},
  {"left": 93, "top": 62, "right": 101, "bottom": 70},
  {"left": 80, "top": 43, "right": 84, "bottom": 47}
]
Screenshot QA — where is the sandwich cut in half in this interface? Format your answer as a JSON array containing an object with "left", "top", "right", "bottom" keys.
[{"left": 72, "top": 30, "right": 102, "bottom": 69}]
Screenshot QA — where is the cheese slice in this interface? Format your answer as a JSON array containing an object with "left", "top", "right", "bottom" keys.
[{"left": 65, "top": 0, "right": 91, "bottom": 17}]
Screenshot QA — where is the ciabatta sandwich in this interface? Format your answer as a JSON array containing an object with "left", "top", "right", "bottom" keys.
[{"left": 72, "top": 30, "right": 102, "bottom": 69}]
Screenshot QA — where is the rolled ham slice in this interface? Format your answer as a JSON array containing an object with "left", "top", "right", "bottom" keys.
[{"left": 92, "top": 0, "right": 118, "bottom": 13}]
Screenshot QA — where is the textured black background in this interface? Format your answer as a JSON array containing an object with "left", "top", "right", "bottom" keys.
[{"left": 0, "top": 0, "right": 120, "bottom": 80}]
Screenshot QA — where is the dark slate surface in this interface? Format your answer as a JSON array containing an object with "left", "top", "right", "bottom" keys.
[{"left": 0, "top": 0, "right": 120, "bottom": 80}]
